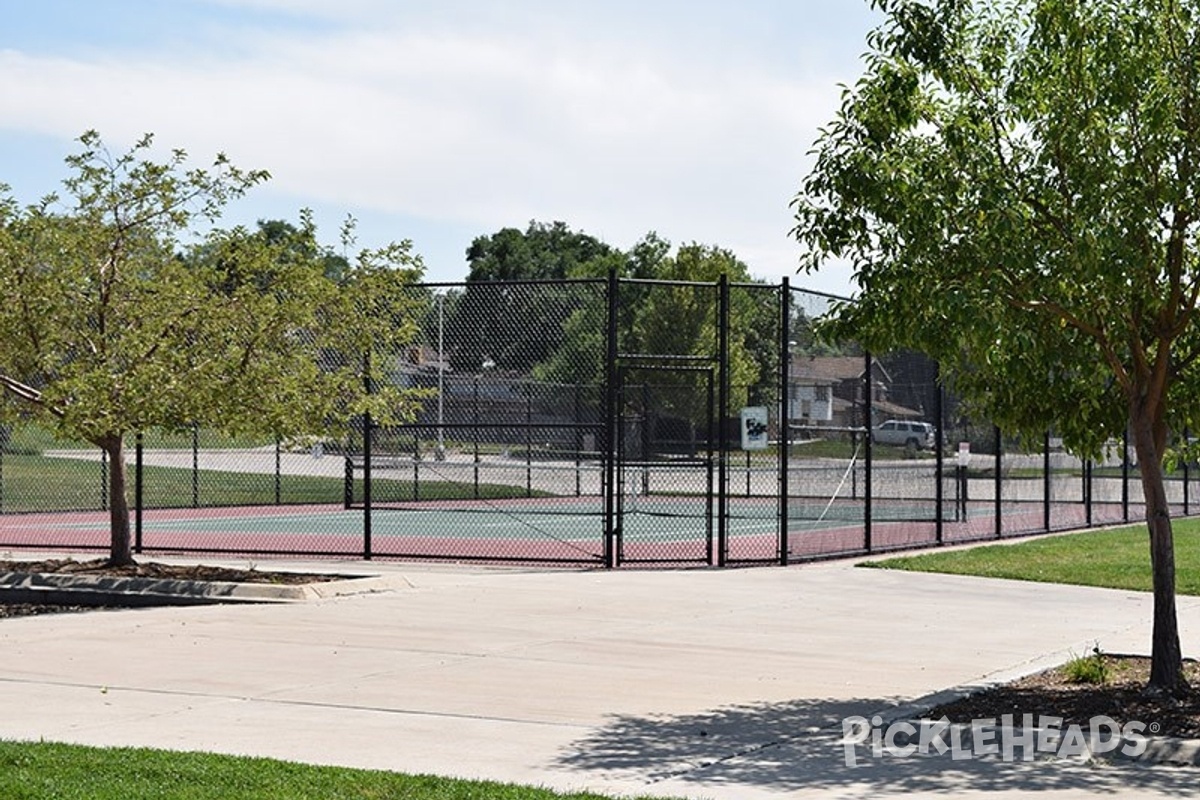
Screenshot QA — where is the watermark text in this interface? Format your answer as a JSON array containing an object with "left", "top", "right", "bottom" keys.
[{"left": 840, "top": 714, "right": 1150, "bottom": 767}]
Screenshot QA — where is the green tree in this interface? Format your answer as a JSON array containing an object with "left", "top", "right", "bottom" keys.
[
  {"left": 464, "top": 220, "right": 616, "bottom": 282},
  {"left": 794, "top": 0, "right": 1200, "bottom": 693},
  {"left": 448, "top": 221, "right": 621, "bottom": 374},
  {"left": 535, "top": 238, "right": 769, "bottom": 442},
  {"left": 0, "top": 132, "right": 425, "bottom": 566},
  {"left": 631, "top": 243, "right": 761, "bottom": 412},
  {"left": 252, "top": 218, "right": 351, "bottom": 282},
  {"left": 529, "top": 232, "right": 672, "bottom": 388}
]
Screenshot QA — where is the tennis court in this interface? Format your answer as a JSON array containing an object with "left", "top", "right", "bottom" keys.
[
  {"left": 0, "top": 486, "right": 1024, "bottom": 566},
  {"left": 3, "top": 275, "right": 1193, "bottom": 568},
  {"left": 2, "top": 435, "right": 1151, "bottom": 566},
  {"left": 2, "top": 422, "right": 1164, "bottom": 566}
]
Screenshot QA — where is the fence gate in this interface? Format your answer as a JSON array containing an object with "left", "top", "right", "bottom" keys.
[{"left": 614, "top": 361, "right": 715, "bottom": 564}]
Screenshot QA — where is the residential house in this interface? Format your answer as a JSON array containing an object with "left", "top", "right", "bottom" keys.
[{"left": 787, "top": 355, "right": 921, "bottom": 431}]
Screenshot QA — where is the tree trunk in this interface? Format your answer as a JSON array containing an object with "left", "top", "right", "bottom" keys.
[
  {"left": 100, "top": 434, "right": 135, "bottom": 567},
  {"left": 1129, "top": 399, "right": 1186, "bottom": 696}
]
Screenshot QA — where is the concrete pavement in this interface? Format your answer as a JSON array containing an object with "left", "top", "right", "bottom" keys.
[{"left": 0, "top": 557, "right": 1198, "bottom": 798}]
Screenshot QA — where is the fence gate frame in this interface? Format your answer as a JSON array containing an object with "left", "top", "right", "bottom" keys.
[{"left": 610, "top": 358, "right": 717, "bottom": 566}]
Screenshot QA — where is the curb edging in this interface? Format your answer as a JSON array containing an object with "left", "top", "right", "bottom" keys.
[{"left": 0, "top": 570, "right": 396, "bottom": 607}]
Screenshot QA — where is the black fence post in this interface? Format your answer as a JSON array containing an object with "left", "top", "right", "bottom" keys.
[
  {"left": 525, "top": 386, "right": 533, "bottom": 498},
  {"left": 863, "top": 351, "right": 873, "bottom": 553},
  {"left": 778, "top": 282, "right": 792, "bottom": 564},
  {"left": 1186, "top": 460, "right": 1191, "bottom": 518},
  {"left": 604, "top": 268, "right": 620, "bottom": 568},
  {"left": 706, "top": 367, "right": 716, "bottom": 565},
  {"left": 101, "top": 448, "right": 108, "bottom": 511},
  {"left": 1043, "top": 430, "right": 1052, "bottom": 531},
  {"left": 275, "top": 438, "right": 282, "bottom": 505},
  {"left": 574, "top": 383, "right": 582, "bottom": 497},
  {"left": 934, "top": 364, "right": 944, "bottom": 545},
  {"left": 641, "top": 382, "right": 651, "bottom": 495},
  {"left": 473, "top": 375, "right": 481, "bottom": 499},
  {"left": 1085, "top": 458, "right": 1094, "bottom": 526},
  {"left": 363, "top": 353, "right": 373, "bottom": 561},
  {"left": 412, "top": 430, "right": 420, "bottom": 501},
  {"left": 778, "top": 278, "right": 791, "bottom": 566},
  {"left": 994, "top": 425, "right": 1002, "bottom": 538},
  {"left": 191, "top": 424, "right": 200, "bottom": 509},
  {"left": 716, "top": 274, "right": 730, "bottom": 567},
  {"left": 1122, "top": 427, "right": 1130, "bottom": 522},
  {"left": 1184, "top": 429, "right": 1190, "bottom": 516},
  {"left": 364, "top": 411, "right": 373, "bottom": 560},
  {"left": 135, "top": 431, "right": 143, "bottom": 554}
]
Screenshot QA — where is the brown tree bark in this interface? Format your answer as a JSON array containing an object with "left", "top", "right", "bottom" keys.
[
  {"left": 99, "top": 434, "right": 135, "bottom": 567},
  {"left": 1129, "top": 396, "right": 1186, "bottom": 695}
]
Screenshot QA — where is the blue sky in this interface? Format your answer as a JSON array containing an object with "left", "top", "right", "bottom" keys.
[{"left": 0, "top": 0, "right": 881, "bottom": 295}]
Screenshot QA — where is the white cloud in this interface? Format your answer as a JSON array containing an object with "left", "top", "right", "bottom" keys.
[{"left": 0, "top": 3, "right": 871, "bottom": 292}]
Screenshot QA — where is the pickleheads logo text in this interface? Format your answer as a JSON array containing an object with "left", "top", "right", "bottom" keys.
[{"left": 840, "top": 714, "right": 1150, "bottom": 767}]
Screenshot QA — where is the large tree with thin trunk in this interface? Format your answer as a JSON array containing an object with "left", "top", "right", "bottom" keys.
[
  {"left": 0, "top": 131, "right": 425, "bottom": 566},
  {"left": 794, "top": 0, "right": 1200, "bottom": 694}
]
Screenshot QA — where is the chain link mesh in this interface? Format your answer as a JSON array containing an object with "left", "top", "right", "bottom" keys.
[{"left": 0, "top": 277, "right": 1179, "bottom": 564}]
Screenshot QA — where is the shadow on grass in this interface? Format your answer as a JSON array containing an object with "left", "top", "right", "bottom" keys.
[{"left": 554, "top": 695, "right": 1197, "bottom": 796}]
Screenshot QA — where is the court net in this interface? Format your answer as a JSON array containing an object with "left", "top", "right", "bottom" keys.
[{"left": 344, "top": 453, "right": 942, "bottom": 523}]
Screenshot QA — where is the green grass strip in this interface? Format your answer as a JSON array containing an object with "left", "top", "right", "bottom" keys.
[
  {"left": 0, "top": 740, "right": 675, "bottom": 800},
  {"left": 864, "top": 517, "right": 1200, "bottom": 595},
  {"left": 0, "top": 455, "right": 544, "bottom": 513}
]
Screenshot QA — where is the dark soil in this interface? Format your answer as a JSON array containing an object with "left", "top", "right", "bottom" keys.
[
  {"left": 0, "top": 558, "right": 349, "bottom": 619},
  {"left": 930, "top": 655, "right": 1200, "bottom": 741},
  {"left": 0, "top": 558, "right": 341, "bottom": 585},
  {"left": 0, "top": 603, "right": 100, "bottom": 619}
]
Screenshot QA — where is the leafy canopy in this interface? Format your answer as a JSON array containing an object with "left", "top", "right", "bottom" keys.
[
  {"left": 0, "top": 131, "right": 425, "bottom": 447},
  {"left": 532, "top": 236, "right": 772, "bottom": 421},
  {"left": 794, "top": 0, "right": 1200, "bottom": 458}
]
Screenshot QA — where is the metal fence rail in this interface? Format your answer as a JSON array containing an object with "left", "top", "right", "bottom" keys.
[{"left": 1, "top": 275, "right": 1192, "bottom": 565}]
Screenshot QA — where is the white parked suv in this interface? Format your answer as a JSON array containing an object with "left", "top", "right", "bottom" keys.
[{"left": 872, "top": 419, "right": 936, "bottom": 449}]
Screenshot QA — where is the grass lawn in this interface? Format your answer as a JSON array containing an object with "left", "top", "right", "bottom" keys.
[
  {"left": 0, "top": 455, "right": 541, "bottom": 513},
  {"left": 4, "top": 425, "right": 275, "bottom": 454},
  {"left": 0, "top": 740, "right": 669, "bottom": 800},
  {"left": 863, "top": 517, "right": 1200, "bottom": 595}
]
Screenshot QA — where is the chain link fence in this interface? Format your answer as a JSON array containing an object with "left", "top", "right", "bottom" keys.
[{"left": 1, "top": 275, "right": 1189, "bottom": 565}]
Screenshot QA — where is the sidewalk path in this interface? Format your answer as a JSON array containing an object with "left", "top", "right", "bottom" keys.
[{"left": 0, "top": 558, "right": 1197, "bottom": 798}]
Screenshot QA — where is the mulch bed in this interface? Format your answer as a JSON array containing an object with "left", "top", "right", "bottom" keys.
[
  {"left": 0, "top": 603, "right": 99, "bottom": 619},
  {"left": 0, "top": 558, "right": 341, "bottom": 585},
  {"left": 929, "top": 655, "right": 1200, "bottom": 741}
]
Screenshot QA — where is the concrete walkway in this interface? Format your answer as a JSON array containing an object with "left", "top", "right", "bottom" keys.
[{"left": 1, "top": 557, "right": 1198, "bottom": 798}]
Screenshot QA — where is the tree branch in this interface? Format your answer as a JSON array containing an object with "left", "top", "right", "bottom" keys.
[
  {"left": 0, "top": 373, "right": 66, "bottom": 419},
  {"left": 137, "top": 304, "right": 203, "bottom": 365},
  {"left": 1009, "top": 294, "right": 1132, "bottom": 393}
]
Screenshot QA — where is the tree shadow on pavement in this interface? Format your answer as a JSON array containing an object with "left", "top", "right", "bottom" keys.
[{"left": 553, "top": 696, "right": 1198, "bottom": 796}]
